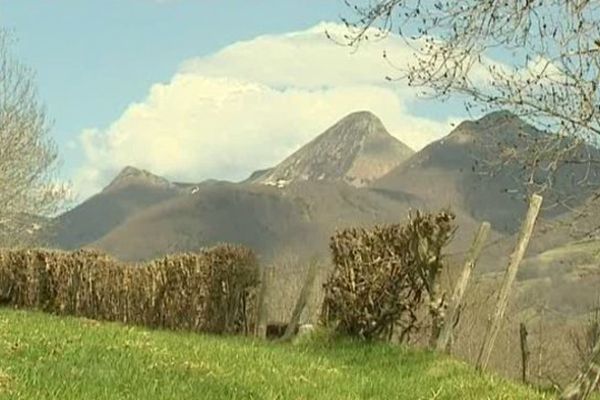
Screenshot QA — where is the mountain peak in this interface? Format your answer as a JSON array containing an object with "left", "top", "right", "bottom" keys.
[
  {"left": 116, "top": 165, "right": 145, "bottom": 178},
  {"left": 250, "top": 111, "right": 414, "bottom": 187},
  {"left": 445, "top": 110, "right": 538, "bottom": 147},
  {"left": 331, "top": 110, "right": 389, "bottom": 137},
  {"left": 103, "top": 166, "right": 173, "bottom": 193},
  {"left": 474, "top": 110, "right": 520, "bottom": 126},
  {"left": 340, "top": 110, "right": 381, "bottom": 122}
]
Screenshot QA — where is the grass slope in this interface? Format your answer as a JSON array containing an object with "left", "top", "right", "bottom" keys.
[{"left": 0, "top": 308, "right": 550, "bottom": 400}]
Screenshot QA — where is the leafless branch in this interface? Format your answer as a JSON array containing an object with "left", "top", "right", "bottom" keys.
[{"left": 0, "top": 29, "right": 70, "bottom": 247}]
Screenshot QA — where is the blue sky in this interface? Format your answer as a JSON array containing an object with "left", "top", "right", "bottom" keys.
[{"left": 0, "top": 1, "right": 463, "bottom": 200}]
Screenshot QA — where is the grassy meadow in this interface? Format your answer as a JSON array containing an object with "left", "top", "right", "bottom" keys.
[{"left": 0, "top": 308, "right": 554, "bottom": 400}]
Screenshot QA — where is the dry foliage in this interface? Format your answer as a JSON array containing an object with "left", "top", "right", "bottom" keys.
[
  {"left": 445, "top": 272, "right": 600, "bottom": 395},
  {"left": 0, "top": 29, "right": 70, "bottom": 247},
  {"left": 570, "top": 301, "right": 600, "bottom": 369},
  {"left": 322, "top": 210, "right": 455, "bottom": 341},
  {"left": 0, "top": 244, "right": 259, "bottom": 335}
]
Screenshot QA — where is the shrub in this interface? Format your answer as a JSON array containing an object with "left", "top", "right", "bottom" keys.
[
  {"left": 0, "top": 244, "right": 259, "bottom": 335},
  {"left": 322, "top": 210, "right": 455, "bottom": 341}
]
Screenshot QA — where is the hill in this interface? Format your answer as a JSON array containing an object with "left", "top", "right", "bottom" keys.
[
  {"left": 90, "top": 180, "right": 426, "bottom": 262},
  {"left": 91, "top": 181, "right": 316, "bottom": 261},
  {"left": 513, "top": 237, "right": 600, "bottom": 316},
  {"left": 47, "top": 166, "right": 193, "bottom": 250},
  {"left": 0, "top": 308, "right": 551, "bottom": 400}
]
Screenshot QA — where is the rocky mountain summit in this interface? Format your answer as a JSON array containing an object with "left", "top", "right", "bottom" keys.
[
  {"left": 102, "top": 166, "right": 176, "bottom": 193},
  {"left": 249, "top": 111, "right": 414, "bottom": 187}
]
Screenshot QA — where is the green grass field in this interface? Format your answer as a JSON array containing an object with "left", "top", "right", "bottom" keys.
[{"left": 0, "top": 308, "right": 553, "bottom": 399}]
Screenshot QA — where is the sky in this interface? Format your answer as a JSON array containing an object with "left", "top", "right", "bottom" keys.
[{"left": 0, "top": 0, "right": 467, "bottom": 201}]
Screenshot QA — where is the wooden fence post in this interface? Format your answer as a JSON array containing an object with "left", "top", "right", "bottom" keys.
[
  {"left": 280, "top": 260, "right": 319, "bottom": 342},
  {"left": 436, "top": 221, "right": 491, "bottom": 353},
  {"left": 520, "top": 322, "right": 530, "bottom": 385},
  {"left": 476, "top": 194, "right": 543, "bottom": 371},
  {"left": 254, "top": 266, "right": 270, "bottom": 339}
]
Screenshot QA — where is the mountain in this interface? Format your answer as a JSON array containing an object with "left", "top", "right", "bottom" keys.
[
  {"left": 248, "top": 111, "right": 414, "bottom": 187},
  {"left": 47, "top": 166, "right": 188, "bottom": 250},
  {"left": 46, "top": 111, "right": 526, "bottom": 265},
  {"left": 373, "top": 111, "right": 600, "bottom": 233},
  {"left": 49, "top": 111, "right": 420, "bottom": 258},
  {"left": 49, "top": 110, "right": 600, "bottom": 273},
  {"left": 86, "top": 111, "right": 458, "bottom": 262}
]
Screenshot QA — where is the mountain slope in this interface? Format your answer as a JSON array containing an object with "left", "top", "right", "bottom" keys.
[
  {"left": 91, "top": 180, "right": 427, "bottom": 262},
  {"left": 373, "top": 111, "right": 600, "bottom": 233},
  {"left": 91, "top": 182, "right": 313, "bottom": 261},
  {"left": 249, "top": 111, "right": 414, "bottom": 187}
]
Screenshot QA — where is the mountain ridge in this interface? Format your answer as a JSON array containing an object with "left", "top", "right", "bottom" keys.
[
  {"left": 47, "top": 110, "right": 600, "bottom": 274},
  {"left": 373, "top": 111, "right": 600, "bottom": 233}
]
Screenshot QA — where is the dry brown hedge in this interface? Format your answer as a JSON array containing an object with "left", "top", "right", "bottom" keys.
[
  {"left": 322, "top": 210, "right": 455, "bottom": 341},
  {"left": 0, "top": 244, "right": 259, "bottom": 335}
]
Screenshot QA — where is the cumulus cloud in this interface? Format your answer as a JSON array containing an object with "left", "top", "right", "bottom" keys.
[
  {"left": 180, "top": 23, "right": 417, "bottom": 89},
  {"left": 73, "top": 22, "right": 461, "bottom": 200}
]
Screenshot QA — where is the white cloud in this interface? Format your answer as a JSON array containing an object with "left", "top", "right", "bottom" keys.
[
  {"left": 180, "top": 23, "right": 417, "bottom": 89},
  {"left": 73, "top": 22, "right": 461, "bottom": 200}
]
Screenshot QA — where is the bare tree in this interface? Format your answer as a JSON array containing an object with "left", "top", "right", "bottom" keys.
[
  {"left": 339, "top": 2, "right": 600, "bottom": 397},
  {"left": 0, "top": 29, "right": 69, "bottom": 247},
  {"left": 336, "top": 0, "right": 600, "bottom": 195}
]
